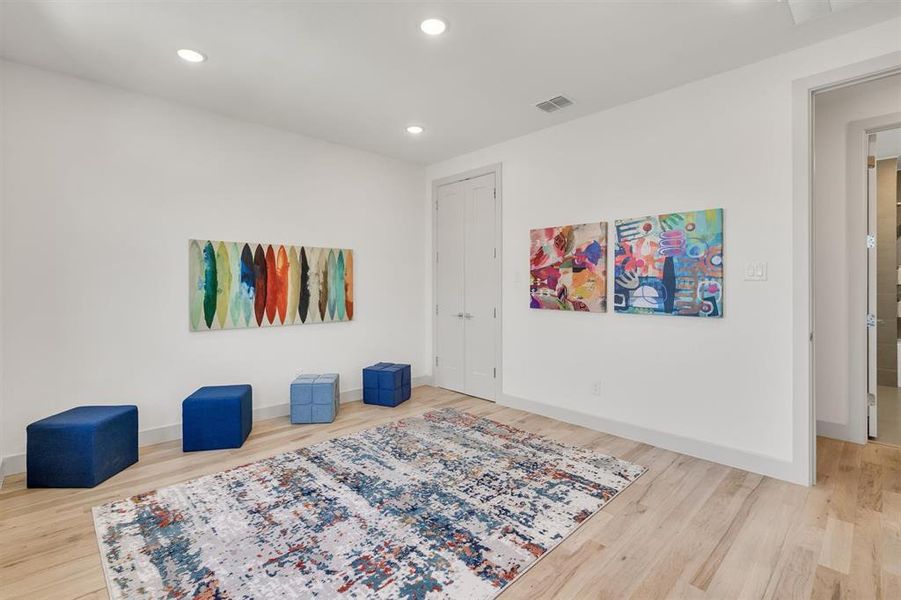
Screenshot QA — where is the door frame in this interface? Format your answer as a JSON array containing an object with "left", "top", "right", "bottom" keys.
[
  {"left": 853, "top": 118, "right": 901, "bottom": 444},
  {"left": 797, "top": 52, "right": 901, "bottom": 485},
  {"left": 430, "top": 163, "right": 503, "bottom": 402}
]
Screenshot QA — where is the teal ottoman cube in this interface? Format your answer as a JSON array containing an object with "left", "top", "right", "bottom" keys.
[
  {"left": 291, "top": 373, "right": 339, "bottom": 423},
  {"left": 363, "top": 363, "right": 412, "bottom": 407}
]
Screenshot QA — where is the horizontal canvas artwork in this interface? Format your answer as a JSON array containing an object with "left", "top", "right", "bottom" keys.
[
  {"left": 530, "top": 222, "right": 607, "bottom": 312},
  {"left": 189, "top": 240, "right": 353, "bottom": 331},
  {"left": 614, "top": 208, "right": 723, "bottom": 317}
]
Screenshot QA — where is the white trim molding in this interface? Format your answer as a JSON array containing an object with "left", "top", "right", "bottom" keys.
[
  {"left": 500, "top": 393, "right": 801, "bottom": 484},
  {"left": 0, "top": 453, "right": 23, "bottom": 480},
  {"left": 0, "top": 377, "right": 433, "bottom": 479}
]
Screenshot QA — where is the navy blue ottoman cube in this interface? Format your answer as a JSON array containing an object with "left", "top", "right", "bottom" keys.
[
  {"left": 401, "top": 363, "right": 411, "bottom": 401},
  {"left": 363, "top": 363, "right": 412, "bottom": 407},
  {"left": 183, "top": 385, "right": 252, "bottom": 452},
  {"left": 26, "top": 405, "right": 138, "bottom": 488}
]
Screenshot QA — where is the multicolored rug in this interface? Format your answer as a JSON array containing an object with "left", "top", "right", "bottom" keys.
[{"left": 93, "top": 408, "right": 645, "bottom": 599}]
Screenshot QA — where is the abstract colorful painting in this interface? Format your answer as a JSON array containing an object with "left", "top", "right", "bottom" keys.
[
  {"left": 93, "top": 408, "right": 645, "bottom": 599},
  {"left": 189, "top": 240, "right": 353, "bottom": 331},
  {"left": 613, "top": 208, "right": 723, "bottom": 317},
  {"left": 530, "top": 222, "right": 607, "bottom": 312}
]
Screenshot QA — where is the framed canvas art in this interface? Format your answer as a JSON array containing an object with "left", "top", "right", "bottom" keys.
[
  {"left": 189, "top": 240, "right": 353, "bottom": 331},
  {"left": 530, "top": 222, "right": 607, "bottom": 312},
  {"left": 613, "top": 208, "right": 723, "bottom": 317}
]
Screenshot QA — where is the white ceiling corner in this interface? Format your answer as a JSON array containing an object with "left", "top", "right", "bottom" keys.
[{"left": 1, "top": 0, "right": 898, "bottom": 164}]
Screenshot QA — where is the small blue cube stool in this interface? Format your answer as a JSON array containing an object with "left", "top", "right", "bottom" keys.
[
  {"left": 182, "top": 385, "right": 252, "bottom": 452},
  {"left": 290, "top": 373, "right": 339, "bottom": 424},
  {"left": 26, "top": 405, "right": 138, "bottom": 488},
  {"left": 363, "top": 363, "right": 411, "bottom": 407}
]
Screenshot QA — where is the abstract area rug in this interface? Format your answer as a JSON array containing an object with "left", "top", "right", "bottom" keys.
[{"left": 93, "top": 408, "right": 646, "bottom": 599}]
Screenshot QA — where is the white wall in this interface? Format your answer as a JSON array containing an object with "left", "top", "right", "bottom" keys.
[
  {"left": 426, "top": 18, "right": 901, "bottom": 484},
  {"left": 0, "top": 61, "right": 427, "bottom": 467},
  {"left": 813, "top": 74, "right": 901, "bottom": 442}
]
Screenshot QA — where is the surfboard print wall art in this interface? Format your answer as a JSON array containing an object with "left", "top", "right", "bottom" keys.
[{"left": 189, "top": 240, "right": 354, "bottom": 331}]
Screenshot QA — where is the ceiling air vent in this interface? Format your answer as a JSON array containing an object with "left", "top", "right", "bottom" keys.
[
  {"left": 786, "top": 0, "right": 853, "bottom": 25},
  {"left": 535, "top": 95, "right": 573, "bottom": 113}
]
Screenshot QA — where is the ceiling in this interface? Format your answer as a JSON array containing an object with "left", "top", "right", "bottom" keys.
[{"left": 1, "top": 1, "right": 899, "bottom": 164}]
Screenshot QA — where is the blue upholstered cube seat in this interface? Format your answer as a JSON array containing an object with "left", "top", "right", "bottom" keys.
[
  {"left": 291, "top": 373, "right": 339, "bottom": 424},
  {"left": 182, "top": 384, "right": 252, "bottom": 452},
  {"left": 26, "top": 405, "right": 138, "bottom": 488},
  {"left": 363, "top": 363, "right": 411, "bottom": 407}
]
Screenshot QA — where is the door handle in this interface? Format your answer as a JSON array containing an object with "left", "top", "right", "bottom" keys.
[
  {"left": 454, "top": 312, "right": 464, "bottom": 318},
  {"left": 464, "top": 313, "right": 474, "bottom": 319}
]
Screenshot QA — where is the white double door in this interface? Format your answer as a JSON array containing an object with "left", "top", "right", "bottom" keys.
[{"left": 435, "top": 172, "right": 498, "bottom": 401}]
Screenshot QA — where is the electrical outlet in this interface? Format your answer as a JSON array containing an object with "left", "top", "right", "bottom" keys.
[{"left": 592, "top": 382, "right": 602, "bottom": 397}]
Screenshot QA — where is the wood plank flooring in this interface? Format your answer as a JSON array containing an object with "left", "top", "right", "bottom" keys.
[{"left": 1, "top": 386, "right": 899, "bottom": 599}]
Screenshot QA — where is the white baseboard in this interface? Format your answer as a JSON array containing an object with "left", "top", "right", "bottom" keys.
[
  {"left": 499, "top": 393, "right": 805, "bottom": 485},
  {"left": 136, "top": 399, "right": 294, "bottom": 447},
  {"left": 0, "top": 452, "right": 24, "bottom": 480},
  {"left": 816, "top": 419, "right": 854, "bottom": 443},
  {"left": 0, "top": 376, "right": 434, "bottom": 479}
]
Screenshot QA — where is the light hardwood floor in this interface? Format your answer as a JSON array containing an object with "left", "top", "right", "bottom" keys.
[{"left": 1, "top": 386, "right": 900, "bottom": 599}]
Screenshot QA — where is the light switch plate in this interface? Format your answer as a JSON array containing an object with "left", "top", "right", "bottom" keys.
[{"left": 744, "top": 261, "right": 768, "bottom": 281}]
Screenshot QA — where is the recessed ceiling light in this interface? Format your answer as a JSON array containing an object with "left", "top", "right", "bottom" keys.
[
  {"left": 420, "top": 18, "right": 447, "bottom": 36},
  {"left": 406, "top": 125, "right": 424, "bottom": 135},
  {"left": 177, "top": 49, "right": 206, "bottom": 63}
]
